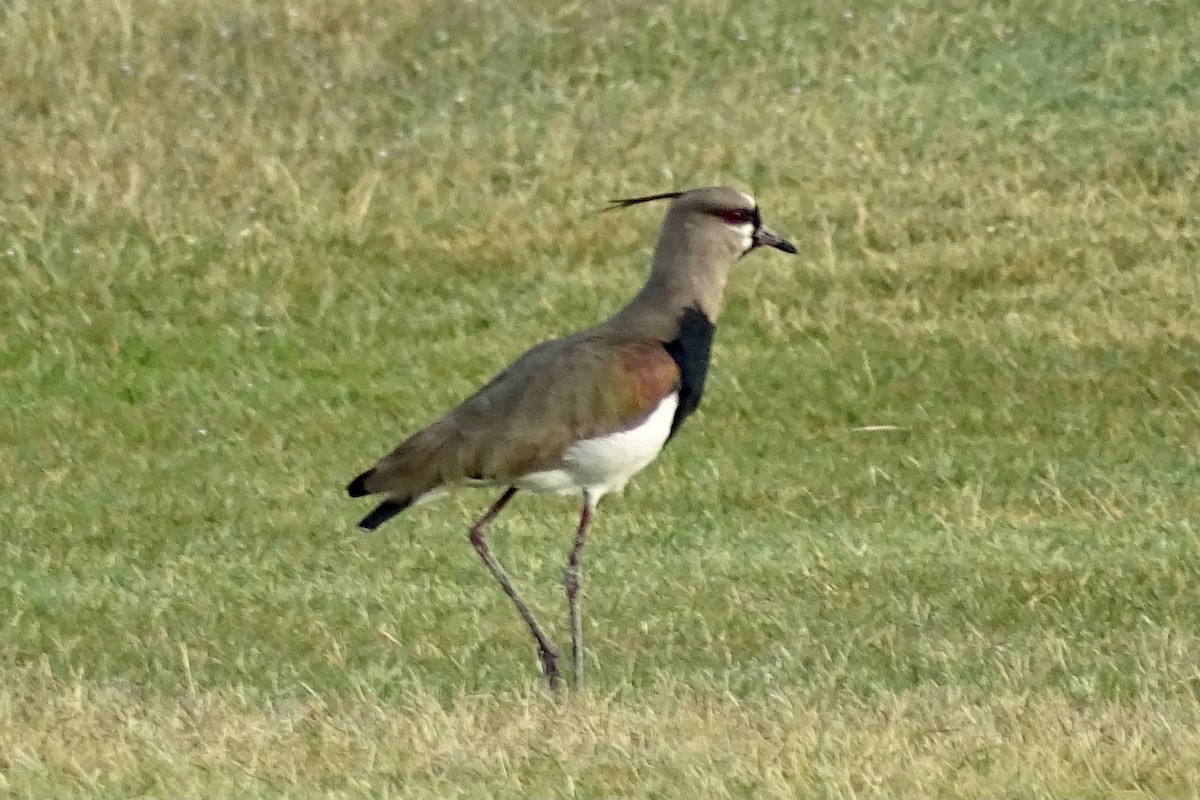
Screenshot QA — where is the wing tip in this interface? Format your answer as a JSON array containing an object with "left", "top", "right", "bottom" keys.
[
  {"left": 357, "top": 498, "right": 411, "bottom": 531},
  {"left": 346, "top": 470, "right": 373, "bottom": 498}
]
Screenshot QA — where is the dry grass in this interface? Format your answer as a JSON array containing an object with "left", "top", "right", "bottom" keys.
[{"left": 3, "top": 666, "right": 1196, "bottom": 799}]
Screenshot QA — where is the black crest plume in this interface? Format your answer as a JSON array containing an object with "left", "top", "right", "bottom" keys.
[{"left": 604, "top": 191, "right": 683, "bottom": 211}]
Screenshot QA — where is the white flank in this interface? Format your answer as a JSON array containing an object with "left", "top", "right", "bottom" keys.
[{"left": 515, "top": 393, "right": 679, "bottom": 502}]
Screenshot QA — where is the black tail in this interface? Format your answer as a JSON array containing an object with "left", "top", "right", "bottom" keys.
[
  {"left": 347, "top": 469, "right": 373, "bottom": 498},
  {"left": 358, "top": 498, "right": 411, "bottom": 531}
]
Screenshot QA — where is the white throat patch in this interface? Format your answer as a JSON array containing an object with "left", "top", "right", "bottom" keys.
[{"left": 737, "top": 222, "right": 755, "bottom": 253}]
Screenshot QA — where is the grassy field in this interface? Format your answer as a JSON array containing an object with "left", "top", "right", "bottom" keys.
[{"left": 2, "top": 0, "right": 1198, "bottom": 796}]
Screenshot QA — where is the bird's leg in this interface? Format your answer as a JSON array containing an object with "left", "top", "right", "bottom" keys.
[
  {"left": 563, "top": 494, "right": 594, "bottom": 687},
  {"left": 468, "top": 487, "right": 561, "bottom": 690}
]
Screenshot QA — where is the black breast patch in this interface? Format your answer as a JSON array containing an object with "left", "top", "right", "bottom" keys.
[{"left": 662, "top": 306, "right": 716, "bottom": 440}]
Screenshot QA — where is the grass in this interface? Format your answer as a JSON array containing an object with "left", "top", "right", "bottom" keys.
[{"left": 1, "top": 0, "right": 1197, "bottom": 796}]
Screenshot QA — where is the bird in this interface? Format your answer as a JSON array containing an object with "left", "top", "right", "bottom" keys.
[{"left": 347, "top": 185, "right": 797, "bottom": 689}]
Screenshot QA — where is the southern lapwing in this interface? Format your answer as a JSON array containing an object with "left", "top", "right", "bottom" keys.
[{"left": 347, "top": 186, "right": 796, "bottom": 689}]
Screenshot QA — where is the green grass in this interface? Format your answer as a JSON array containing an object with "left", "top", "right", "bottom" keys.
[{"left": 1, "top": 0, "right": 1198, "bottom": 796}]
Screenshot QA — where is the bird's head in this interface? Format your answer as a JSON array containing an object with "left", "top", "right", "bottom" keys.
[
  {"left": 608, "top": 185, "right": 797, "bottom": 321},
  {"left": 609, "top": 185, "right": 797, "bottom": 260}
]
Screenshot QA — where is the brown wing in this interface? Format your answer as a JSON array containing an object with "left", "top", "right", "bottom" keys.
[{"left": 355, "top": 332, "right": 680, "bottom": 502}]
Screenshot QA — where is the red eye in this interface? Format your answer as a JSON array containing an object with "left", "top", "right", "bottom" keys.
[{"left": 714, "top": 209, "right": 752, "bottom": 225}]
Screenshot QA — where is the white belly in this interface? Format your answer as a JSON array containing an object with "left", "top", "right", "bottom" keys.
[{"left": 514, "top": 393, "right": 679, "bottom": 501}]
